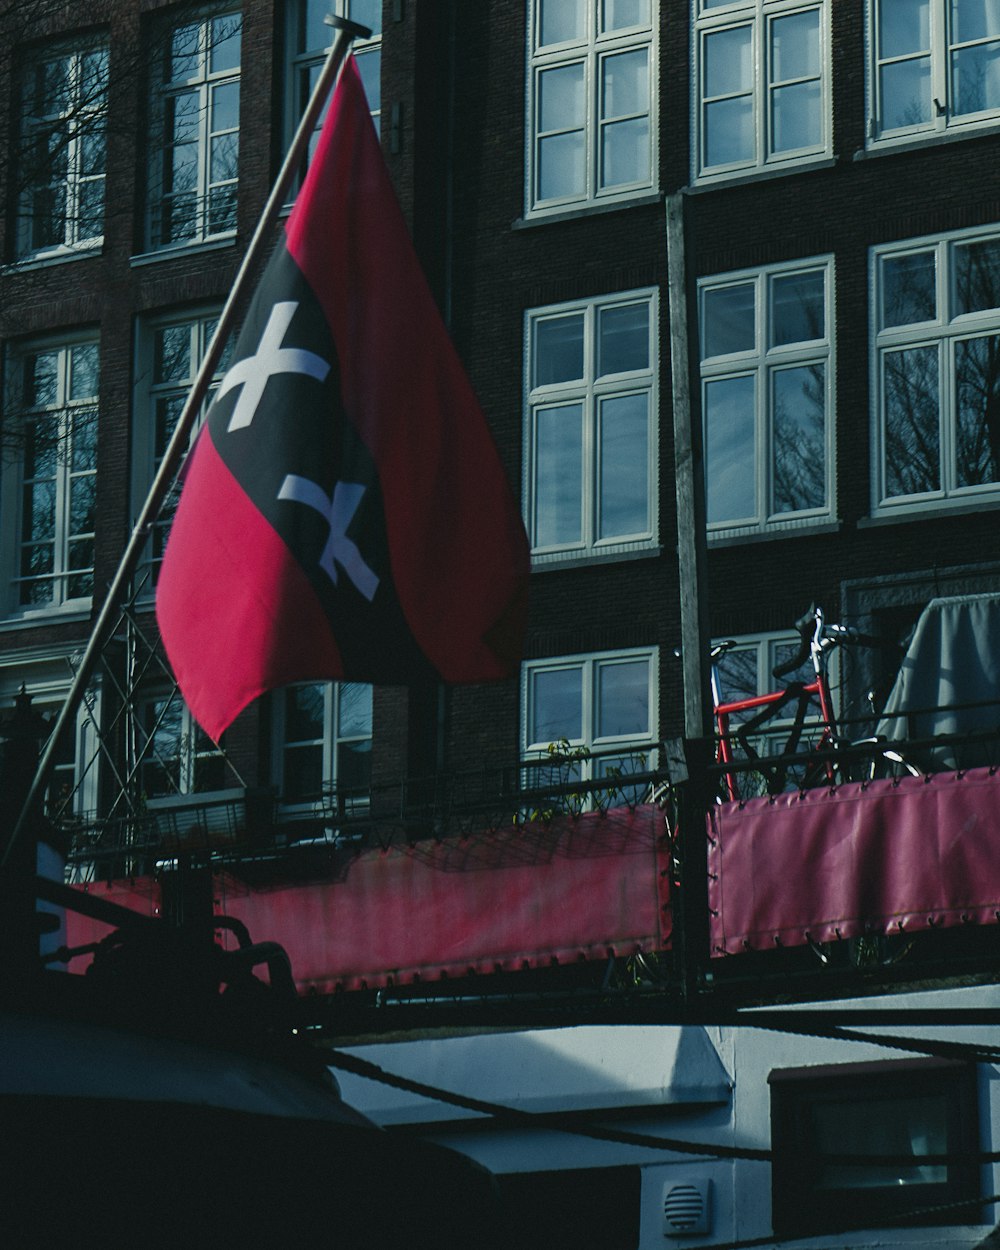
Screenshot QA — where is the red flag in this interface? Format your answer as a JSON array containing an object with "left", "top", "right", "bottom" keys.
[{"left": 156, "top": 59, "right": 529, "bottom": 741}]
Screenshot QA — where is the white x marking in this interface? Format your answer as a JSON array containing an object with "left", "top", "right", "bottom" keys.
[
  {"left": 220, "top": 302, "right": 330, "bottom": 433},
  {"left": 278, "top": 474, "right": 380, "bottom": 602}
]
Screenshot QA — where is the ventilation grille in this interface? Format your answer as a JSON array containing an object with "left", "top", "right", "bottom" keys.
[{"left": 663, "top": 1178, "right": 711, "bottom": 1237}]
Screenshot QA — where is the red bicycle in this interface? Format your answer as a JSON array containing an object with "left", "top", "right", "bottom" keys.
[{"left": 711, "top": 606, "right": 918, "bottom": 802}]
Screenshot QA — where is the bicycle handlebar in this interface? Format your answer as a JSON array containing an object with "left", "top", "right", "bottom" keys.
[
  {"left": 771, "top": 607, "right": 817, "bottom": 678},
  {"left": 771, "top": 608, "right": 889, "bottom": 680}
]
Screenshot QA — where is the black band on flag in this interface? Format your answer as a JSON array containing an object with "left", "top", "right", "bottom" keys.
[{"left": 206, "top": 244, "right": 438, "bottom": 684}]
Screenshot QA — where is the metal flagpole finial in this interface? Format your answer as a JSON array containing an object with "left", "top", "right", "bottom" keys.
[{"left": 326, "top": 15, "right": 373, "bottom": 40}]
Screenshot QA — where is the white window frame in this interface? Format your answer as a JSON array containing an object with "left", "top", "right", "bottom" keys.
[
  {"left": 0, "top": 332, "right": 99, "bottom": 622},
  {"left": 871, "top": 224, "right": 1000, "bottom": 517},
  {"left": 15, "top": 37, "right": 109, "bottom": 262},
  {"left": 283, "top": 0, "right": 381, "bottom": 167},
  {"left": 272, "top": 680, "right": 373, "bottom": 814},
  {"left": 524, "top": 288, "right": 658, "bottom": 565},
  {"left": 521, "top": 648, "right": 658, "bottom": 807},
  {"left": 693, "top": 0, "right": 830, "bottom": 183},
  {"left": 712, "top": 626, "right": 835, "bottom": 736},
  {"left": 135, "top": 689, "right": 228, "bottom": 801},
  {"left": 131, "top": 307, "right": 226, "bottom": 595},
  {"left": 146, "top": 8, "right": 242, "bottom": 251},
  {"left": 0, "top": 646, "right": 101, "bottom": 822},
  {"left": 699, "top": 255, "right": 835, "bottom": 539},
  {"left": 867, "top": 0, "right": 1000, "bottom": 147},
  {"left": 525, "top": 0, "right": 657, "bottom": 218}
]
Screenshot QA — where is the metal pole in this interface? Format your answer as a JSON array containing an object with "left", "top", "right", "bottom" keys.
[
  {"left": 666, "top": 191, "right": 712, "bottom": 740},
  {"left": 666, "top": 192, "right": 713, "bottom": 1004},
  {"left": 4, "top": 15, "right": 370, "bottom": 868}
]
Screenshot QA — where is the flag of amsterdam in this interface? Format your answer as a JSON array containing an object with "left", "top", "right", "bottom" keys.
[{"left": 156, "top": 59, "right": 530, "bottom": 741}]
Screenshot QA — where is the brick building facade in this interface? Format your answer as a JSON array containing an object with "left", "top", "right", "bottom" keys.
[{"left": 2, "top": 0, "right": 1000, "bottom": 974}]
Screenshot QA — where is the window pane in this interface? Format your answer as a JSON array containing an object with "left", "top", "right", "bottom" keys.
[
  {"left": 703, "top": 283, "right": 755, "bottom": 358},
  {"left": 602, "top": 48, "right": 646, "bottom": 117},
  {"left": 953, "top": 42, "right": 1000, "bottom": 115},
  {"left": 349, "top": 0, "right": 383, "bottom": 36},
  {"left": 771, "top": 10, "right": 820, "bottom": 80},
  {"left": 302, "top": 0, "right": 331, "bottom": 50},
  {"left": 882, "top": 251, "right": 937, "bottom": 326},
  {"left": 534, "top": 403, "right": 583, "bottom": 547},
  {"left": 879, "top": 0, "right": 930, "bottom": 58},
  {"left": 155, "top": 325, "right": 192, "bottom": 383},
  {"left": 211, "top": 80, "right": 239, "bottom": 131},
  {"left": 169, "top": 24, "right": 200, "bottom": 82},
  {"left": 884, "top": 345, "right": 940, "bottom": 496},
  {"left": 811, "top": 1093, "right": 948, "bottom": 1188},
  {"left": 355, "top": 46, "right": 381, "bottom": 113},
  {"left": 210, "top": 15, "right": 242, "bottom": 74},
  {"left": 539, "top": 62, "right": 585, "bottom": 130},
  {"left": 705, "top": 25, "right": 752, "bottom": 95},
  {"left": 772, "top": 80, "right": 821, "bottom": 152},
  {"left": 539, "top": 131, "right": 585, "bottom": 200},
  {"left": 27, "top": 351, "right": 59, "bottom": 408},
  {"left": 597, "top": 659, "right": 649, "bottom": 738},
  {"left": 534, "top": 314, "right": 585, "bottom": 385},
  {"left": 531, "top": 667, "right": 583, "bottom": 743},
  {"left": 337, "top": 682, "right": 373, "bottom": 738},
  {"left": 599, "top": 393, "right": 648, "bottom": 538},
  {"left": 601, "top": 116, "right": 648, "bottom": 187},
  {"left": 772, "top": 271, "right": 825, "bottom": 345},
  {"left": 956, "top": 334, "right": 1000, "bottom": 487},
  {"left": 539, "top": 0, "right": 585, "bottom": 47},
  {"left": 880, "top": 57, "right": 931, "bottom": 128},
  {"left": 956, "top": 237, "right": 1000, "bottom": 314},
  {"left": 71, "top": 410, "right": 98, "bottom": 471},
  {"left": 285, "top": 744, "right": 323, "bottom": 796},
  {"left": 705, "top": 95, "right": 754, "bottom": 166},
  {"left": 772, "top": 364, "right": 826, "bottom": 513},
  {"left": 337, "top": 739, "right": 372, "bottom": 791},
  {"left": 716, "top": 647, "right": 759, "bottom": 706},
  {"left": 603, "top": 0, "right": 649, "bottom": 31},
  {"left": 69, "top": 344, "right": 99, "bottom": 400},
  {"left": 598, "top": 303, "right": 648, "bottom": 375},
  {"left": 285, "top": 684, "right": 325, "bottom": 742},
  {"left": 706, "top": 374, "right": 755, "bottom": 523},
  {"left": 952, "top": 0, "right": 1000, "bottom": 42}
]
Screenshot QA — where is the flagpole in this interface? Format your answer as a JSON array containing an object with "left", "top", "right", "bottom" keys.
[{"left": 3, "top": 15, "right": 370, "bottom": 870}]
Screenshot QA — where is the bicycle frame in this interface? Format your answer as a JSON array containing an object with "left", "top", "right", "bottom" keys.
[{"left": 712, "top": 611, "right": 838, "bottom": 803}]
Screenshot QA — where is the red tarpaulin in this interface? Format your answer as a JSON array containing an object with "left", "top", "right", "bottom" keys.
[
  {"left": 67, "top": 805, "right": 670, "bottom": 992},
  {"left": 709, "top": 767, "right": 1000, "bottom": 955}
]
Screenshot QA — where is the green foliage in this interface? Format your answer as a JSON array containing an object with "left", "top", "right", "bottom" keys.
[{"left": 513, "top": 739, "right": 648, "bottom": 824}]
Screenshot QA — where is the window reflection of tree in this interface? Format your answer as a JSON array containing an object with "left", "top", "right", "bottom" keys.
[
  {"left": 773, "top": 362, "right": 825, "bottom": 513},
  {"left": 885, "top": 345, "right": 939, "bottom": 497},
  {"left": 770, "top": 273, "right": 826, "bottom": 517}
]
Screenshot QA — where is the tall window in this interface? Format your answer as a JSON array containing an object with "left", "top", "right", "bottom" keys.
[
  {"left": 870, "top": 0, "right": 1000, "bottom": 143},
  {"left": 1, "top": 336, "right": 99, "bottom": 617},
  {"left": 137, "top": 691, "right": 227, "bottom": 798},
  {"left": 522, "top": 649, "right": 657, "bottom": 805},
  {"left": 873, "top": 225, "right": 1000, "bottom": 513},
  {"left": 15, "top": 38, "right": 109, "bottom": 261},
  {"left": 147, "top": 9, "right": 242, "bottom": 250},
  {"left": 273, "top": 681, "right": 373, "bottom": 809},
  {"left": 694, "top": 0, "right": 829, "bottom": 180},
  {"left": 525, "top": 290, "right": 657, "bottom": 562},
  {"left": 699, "top": 257, "right": 834, "bottom": 537},
  {"left": 285, "top": 0, "right": 381, "bottom": 164},
  {"left": 526, "top": 0, "right": 656, "bottom": 215},
  {"left": 132, "top": 309, "right": 229, "bottom": 589},
  {"left": 0, "top": 657, "right": 100, "bottom": 821}
]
